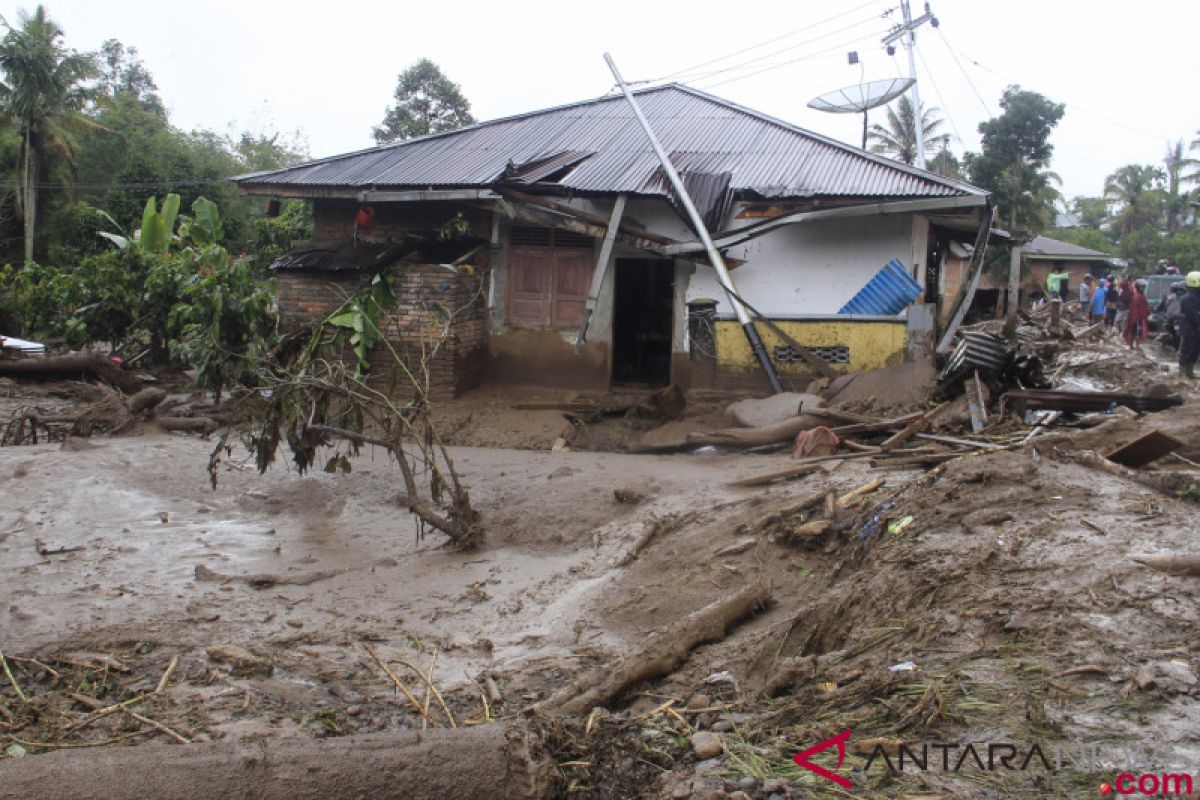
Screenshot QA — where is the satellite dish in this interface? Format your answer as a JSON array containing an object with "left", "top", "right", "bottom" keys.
[{"left": 808, "top": 77, "right": 915, "bottom": 149}]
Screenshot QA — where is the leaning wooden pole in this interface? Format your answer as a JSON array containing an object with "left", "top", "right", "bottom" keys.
[{"left": 604, "top": 53, "right": 784, "bottom": 394}]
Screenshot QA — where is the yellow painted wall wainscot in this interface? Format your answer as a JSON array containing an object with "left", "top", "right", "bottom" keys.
[{"left": 712, "top": 319, "right": 907, "bottom": 374}]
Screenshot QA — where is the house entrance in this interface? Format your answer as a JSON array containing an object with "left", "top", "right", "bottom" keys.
[{"left": 612, "top": 259, "right": 674, "bottom": 386}]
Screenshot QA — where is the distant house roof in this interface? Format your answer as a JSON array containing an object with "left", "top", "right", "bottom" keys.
[
  {"left": 235, "top": 84, "right": 986, "bottom": 203},
  {"left": 1024, "top": 235, "right": 1116, "bottom": 262},
  {"left": 1054, "top": 211, "right": 1080, "bottom": 228}
]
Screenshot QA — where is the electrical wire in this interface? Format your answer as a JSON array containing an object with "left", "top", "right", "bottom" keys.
[
  {"left": 937, "top": 31, "right": 1169, "bottom": 144},
  {"left": 23, "top": 178, "right": 227, "bottom": 191},
  {"left": 914, "top": 41, "right": 964, "bottom": 148},
  {"left": 661, "top": 12, "right": 889, "bottom": 87},
  {"left": 648, "top": 0, "right": 886, "bottom": 83},
  {"left": 934, "top": 28, "right": 992, "bottom": 117},
  {"left": 694, "top": 27, "right": 893, "bottom": 91}
]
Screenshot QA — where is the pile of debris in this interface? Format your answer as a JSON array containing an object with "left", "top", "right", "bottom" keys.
[{"left": 679, "top": 297, "right": 1192, "bottom": 490}]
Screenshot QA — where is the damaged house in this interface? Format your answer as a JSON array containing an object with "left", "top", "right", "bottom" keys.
[{"left": 234, "top": 84, "right": 992, "bottom": 396}]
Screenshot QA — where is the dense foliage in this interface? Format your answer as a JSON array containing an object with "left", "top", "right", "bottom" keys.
[{"left": 372, "top": 58, "right": 475, "bottom": 144}]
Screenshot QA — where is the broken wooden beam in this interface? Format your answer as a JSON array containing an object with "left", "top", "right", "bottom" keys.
[
  {"left": 1104, "top": 429, "right": 1185, "bottom": 468},
  {"left": 879, "top": 402, "right": 951, "bottom": 452}
]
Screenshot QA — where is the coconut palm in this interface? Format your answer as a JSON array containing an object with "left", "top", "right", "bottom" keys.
[
  {"left": 867, "top": 96, "right": 951, "bottom": 166},
  {"left": 0, "top": 6, "right": 97, "bottom": 262},
  {"left": 1162, "top": 139, "right": 1195, "bottom": 233},
  {"left": 1104, "top": 164, "right": 1164, "bottom": 238}
]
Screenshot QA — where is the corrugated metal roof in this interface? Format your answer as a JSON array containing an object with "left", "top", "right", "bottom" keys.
[
  {"left": 1024, "top": 235, "right": 1115, "bottom": 260},
  {"left": 837, "top": 258, "right": 923, "bottom": 316},
  {"left": 236, "top": 84, "right": 986, "bottom": 201}
]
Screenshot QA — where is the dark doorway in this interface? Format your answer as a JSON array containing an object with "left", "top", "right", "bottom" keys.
[{"left": 612, "top": 259, "right": 674, "bottom": 386}]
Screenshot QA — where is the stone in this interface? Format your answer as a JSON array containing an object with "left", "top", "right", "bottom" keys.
[
  {"left": 728, "top": 792, "right": 751, "bottom": 800},
  {"left": 206, "top": 644, "right": 273, "bottom": 677},
  {"left": 690, "top": 731, "right": 723, "bottom": 759},
  {"left": 686, "top": 693, "right": 711, "bottom": 710},
  {"left": 762, "top": 778, "right": 789, "bottom": 794},
  {"left": 737, "top": 775, "right": 757, "bottom": 791}
]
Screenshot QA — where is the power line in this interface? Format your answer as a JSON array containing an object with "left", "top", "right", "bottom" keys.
[
  {"left": 694, "top": 28, "right": 893, "bottom": 91},
  {"left": 0, "top": 177, "right": 231, "bottom": 190},
  {"left": 935, "top": 29, "right": 992, "bottom": 117},
  {"left": 914, "top": 41, "right": 965, "bottom": 149},
  {"left": 662, "top": 12, "right": 889, "bottom": 87},
  {"left": 650, "top": 0, "right": 886, "bottom": 83},
  {"left": 937, "top": 33, "right": 1170, "bottom": 144}
]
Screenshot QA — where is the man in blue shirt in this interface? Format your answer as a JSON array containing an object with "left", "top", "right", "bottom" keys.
[{"left": 1090, "top": 279, "right": 1108, "bottom": 324}]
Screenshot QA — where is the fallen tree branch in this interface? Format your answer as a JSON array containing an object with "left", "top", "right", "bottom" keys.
[
  {"left": 362, "top": 643, "right": 435, "bottom": 727},
  {"left": 0, "top": 352, "right": 141, "bottom": 394},
  {"left": 542, "top": 583, "right": 771, "bottom": 716}
]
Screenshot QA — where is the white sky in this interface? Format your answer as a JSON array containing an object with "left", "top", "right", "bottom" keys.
[{"left": 9, "top": 0, "right": 1198, "bottom": 201}]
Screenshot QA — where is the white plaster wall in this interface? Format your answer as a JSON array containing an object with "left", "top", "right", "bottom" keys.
[{"left": 686, "top": 214, "right": 915, "bottom": 317}]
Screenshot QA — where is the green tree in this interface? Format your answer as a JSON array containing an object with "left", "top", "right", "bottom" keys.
[
  {"left": 867, "top": 96, "right": 951, "bottom": 165},
  {"left": 373, "top": 58, "right": 474, "bottom": 144},
  {"left": 95, "top": 38, "right": 163, "bottom": 117},
  {"left": 926, "top": 148, "right": 964, "bottom": 180},
  {"left": 965, "top": 86, "right": 1065, "bottom": 234},
  {"left": 0, "top": 5, "right": 98, "bottom": 262},
  {"left": 1070, "top": 195, "right": 1109, "bottom": 229},
  {"left": 1103, "top": 163, "right": 1163, "bottom": 238}
]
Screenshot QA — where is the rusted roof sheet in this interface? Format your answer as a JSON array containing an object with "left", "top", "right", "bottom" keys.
[{"left": 237, "top": 84, "right": 985, "bottom": 201}]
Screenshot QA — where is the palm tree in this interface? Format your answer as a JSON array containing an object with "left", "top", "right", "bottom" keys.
[
  {"left": 1104, "top": 164, "right": 1164, "bottom": 238},
  {"left": 1162, "top": 139, "right": 1195, "bottom": 234},
  {"left": 867, "top": 96, "right": 951, "bottom": 166},
  {"left": 0, "top": 6, "right": 97, "bottom": 262}
]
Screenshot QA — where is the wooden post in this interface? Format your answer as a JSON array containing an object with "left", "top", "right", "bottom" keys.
[{"left": 1003, "top": 242, "right": 1023, "bottom": 337}]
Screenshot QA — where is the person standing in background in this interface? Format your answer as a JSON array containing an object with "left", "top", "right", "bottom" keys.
[
  {"left": 1123, "top": 279, "right": 1150, "bottom": 350},
  {"left": 1090, "top": 278, "right": 1108, "bottom": 325},
  {"left": 1079, "top": 275, "right": 1094, "bottom": 315},
  {"left": 1116, "top": 278, "right": 1134, "bottom": 331},
  {"left": 1179, "top": 272, "right": 1200, "bottom": 378},
  {"left": 1104, "top": 278, "right": 1119, "bottom": 328}
]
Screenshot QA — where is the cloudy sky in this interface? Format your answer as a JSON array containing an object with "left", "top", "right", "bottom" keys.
[{"left": 10, "top": 0, "right": 1198, "bottom": 201}]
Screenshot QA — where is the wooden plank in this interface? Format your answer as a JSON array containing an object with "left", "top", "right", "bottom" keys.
[
  {"left": 1104, "top": 429, "right": 1186, "bottom": 468},
  {"left": 879, "top": 401, "right": 952, "bottom": 452},
  {"left": 968, "top": 370, "right": 988, "bottom": 433}
]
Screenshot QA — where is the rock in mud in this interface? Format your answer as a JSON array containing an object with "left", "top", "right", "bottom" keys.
[
  {"left": 206, "top": 644, "right": 273, "bottom": 676},
  {"left": 690, "top": 731, "right": 723, "bottom": 759}
]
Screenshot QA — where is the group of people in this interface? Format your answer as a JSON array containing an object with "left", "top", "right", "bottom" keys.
[
  {"left": 1053, "top": 269, "right": 1200, "bottom": 378},
  {"left": 1161, "top": 272, "right": 1200, "bottom": 378},
  {"left": 1077, "top": 274, "right": 1148, "bottom": 346}
]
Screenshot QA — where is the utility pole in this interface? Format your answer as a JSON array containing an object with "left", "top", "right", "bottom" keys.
[
  {"left": 604, "top": 53, "right": 784, "bottom": 394},
  {"left": 883, "top": 1, "right": 939, "bottom": 170}
]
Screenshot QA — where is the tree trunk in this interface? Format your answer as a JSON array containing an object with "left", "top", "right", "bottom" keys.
[
  {"left": 0, "top": 723, "right": 552, "bottom": 800},
  {"left": 23, "top": 126, "right": 37, "bottom": 264}
]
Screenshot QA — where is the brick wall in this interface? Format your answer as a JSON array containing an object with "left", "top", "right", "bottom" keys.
[
  {"left": 275, "top": 270, "right": 371, "bottom": 330},
  {"left": 275, "top": 264, "right": 488, "bottom": 399}
]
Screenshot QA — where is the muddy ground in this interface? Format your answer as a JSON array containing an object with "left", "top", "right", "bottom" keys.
[{"left": 1, "top": 334, "right": 1199, "bottom": 799}]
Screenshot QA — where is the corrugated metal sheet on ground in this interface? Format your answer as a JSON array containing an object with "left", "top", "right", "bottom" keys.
[
  {"left": 236, "top": 85, "right": 986, "bottom": 202},
  {"left": 837, "top": 259, "right": 922, "bottom": 316}
]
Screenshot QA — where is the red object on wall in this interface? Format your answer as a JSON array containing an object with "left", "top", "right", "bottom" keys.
[{"left": 355, "top": 205, "right": 375, "bottom": 232}]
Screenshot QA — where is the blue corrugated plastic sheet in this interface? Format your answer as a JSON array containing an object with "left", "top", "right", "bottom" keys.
[{"left": 837, "top": 258, "right": 922, "bottom": 316}]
